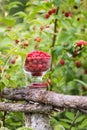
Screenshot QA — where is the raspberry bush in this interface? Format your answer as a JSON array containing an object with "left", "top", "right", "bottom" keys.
[{"left": 0, "top": 0, "right": 87, "bottom": 130}]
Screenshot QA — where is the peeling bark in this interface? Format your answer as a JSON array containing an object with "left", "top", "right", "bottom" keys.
[
  {"left": 0, "top": 102, "right": 52, "bottom": 113},
  {"left": 2, "top": 87, "right": 87, "bottom": 111}
]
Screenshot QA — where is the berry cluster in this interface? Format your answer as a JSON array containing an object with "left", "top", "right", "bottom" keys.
[
  {"left": 73, "top": 40, "right": 87, "bottom": 57},
  {"left": 15, "top": 39, "right": 29, "bottom": 48},
  {"left": 24, "top": 50, "right": 51, "bottom": 76},
  {"left": 45, "top": 8, "right": 57, "bottom": 19}
]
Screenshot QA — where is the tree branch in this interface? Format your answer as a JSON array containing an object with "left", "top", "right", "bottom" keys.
[
  {"left": 1, "top": 87, "right": 87, "bottom": 113},
  {"left": 0, "top": 102, "right": 52, "bottom": 114}
]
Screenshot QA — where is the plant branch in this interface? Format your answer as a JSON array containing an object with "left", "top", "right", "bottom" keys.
[
  {"left": 49, "top": 7, "right": 59, "bottom": 91},
  {"left": 69, "top": 110, "right": 80, "bottom": 130},
  {"left": 51, "top": 7, "right": 59, "bottom": 48}
]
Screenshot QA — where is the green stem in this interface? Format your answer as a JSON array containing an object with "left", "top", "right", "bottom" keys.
[
  {"left": 49, "top": 7, "right": 59, "bottom": 91},
  {"left": 69, "top": 110, "right": 80, "bottom": 130}
]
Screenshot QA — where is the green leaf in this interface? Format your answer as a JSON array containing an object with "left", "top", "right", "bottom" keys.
[
  {"left": 16, "top": 127, "right": 33, "bottom": 130},
  {"left": 74, "top": 79, "right": 87, "bottom": 88},
  {"left": 65, "top": 112, "right": 74, "bottom": 120},
  {"left": 75, "top": 0, "right": 81, "bottom": 4},
  {"left": 0, "top": 127, "right": 9, "bottom": 130},
  {"left": 78, "top": 119, "right": 87, "bottom": 129},
  {"left": 54, "top": 125, "right": 65, "bottom": 130},
  {"left": 75, "top": 115, "right": 85, "bottom": 123},
  {"left": 53, "top": 0, "right": 64, "bottom": 6}
]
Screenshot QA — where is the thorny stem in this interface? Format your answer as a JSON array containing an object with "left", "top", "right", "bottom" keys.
[
  {"left": 49, "top": 7, "right": 59, "bottom": 91},
  {"left": 69, "top": 110, "right": 80, "bottom": 130}
]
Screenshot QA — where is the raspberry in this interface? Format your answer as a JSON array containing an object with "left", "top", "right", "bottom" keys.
[
  {"left": 84, "top": 69, "right": 87, "bottom": 74},
  {"left": 75, "top": 61, "right": 81, "bottom": 68},
  {"left": 15, "top": 40, "right": 19, "bottom": 44},
  {"left": 64, "top": 12, "right": 73, "bottom": 17},
  {"left": 45, "top": 13, "right": 50, "bottom": 18},
  {"left": 77, "top": 40, "right": 84, "bottom": 47},
  {"left": 59, "top": 59, "right": 65, "bottom": 66},
  {"left": 48, "top": 10, "right": 52, "bottom": 15},
  {"left": 51, "top": 8, "right": 57, "bottom": 14},
  {"left": 10, "top": 59, "right": 16, "bottom": 64},
  {"left": 24, "top": 50, "right": 51, "bottom": 76}
]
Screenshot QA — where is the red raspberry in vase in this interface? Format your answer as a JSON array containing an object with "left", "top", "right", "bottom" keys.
[{"left": 24, "top": 50, "right": 51, "bottom": 76}]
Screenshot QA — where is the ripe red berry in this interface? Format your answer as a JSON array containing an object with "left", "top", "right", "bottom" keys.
[
  {"left": 45, "top": 13, "right": 50, "bottom": 18},
  {"left": 64, "top": 12, "right": 73, "bottom": 17},
  {"left": 10, "top": 59, "right": 16, "bottom": 64},
  {"left": 51, "top": 8, "right": 57, "bottom": 14},
  {"left": 46, "top": 25, "right": 50, "bottom": 28},
  {"left": 77, "top": 40, "right": 83, "bottom": 47},
  {"left": 15, "top": 40, "right": 19, "bottom": 44},
  {"left": 84, "top": 69, "right": 87, "bottom": 74},
  {"left": 75, "top": 61, "right": 81, "bottom": 68},
  {"left": 59, "top": 59, "right": 65, "bottom": 66},
  {"left": 77, "top": 40, "right": 86, "bottom": 47},
  {"left": 48, "top": 10, "right": 52, "bottom": 15}
]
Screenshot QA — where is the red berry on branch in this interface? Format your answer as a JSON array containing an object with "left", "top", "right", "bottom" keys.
[
  {"left": 45, "top": 13, "right": 50, "bottom": 18},
  {"left": 10, "top": 59, "right": 16, "bottom": 64},
  {"left": 15, "top": 40, "right": 19, "bottom": 44},
  {"left": 84, "top": 69, "right": 87, "bottom": 74},
  {"left": 75, "top": 61, "right": 81, "bottom": 68},
  {"left": 48, "top": 10, "right": 52, "bottom": 15},
  {"left": 77, "top": 40, "right": 84, "bottom": 47},
  {"left": 59, "top": 59, "right": 65, "bottom": 66},
  {"left": 64, "top": 12, "right": 73, "bottom": 17},
  {"left": 51, "top": 8, "right": 57, "bottom": 14}
]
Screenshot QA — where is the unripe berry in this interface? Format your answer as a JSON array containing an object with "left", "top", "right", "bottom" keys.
[{"left": 35, "top": 37, "right": 41, "bottom": 42}]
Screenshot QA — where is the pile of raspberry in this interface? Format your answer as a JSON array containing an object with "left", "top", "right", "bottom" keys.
[{"left": 24, "top": 50, "right": 51, "bottom": 76}]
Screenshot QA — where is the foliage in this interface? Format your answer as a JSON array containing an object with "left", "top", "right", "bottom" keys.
[{"left": 0, "top": 0, "right": 87, "bottom": 129}]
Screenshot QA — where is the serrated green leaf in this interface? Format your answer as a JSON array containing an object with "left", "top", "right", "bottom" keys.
[
  {"left": 65, "top": 112, "right": 74, "bottom": 120},
  {"left": 75, "top": 115, "right": 85, "bottom": 123},
  {"left": 78, "top": 119, "right": 87, "bottom": 129}
]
